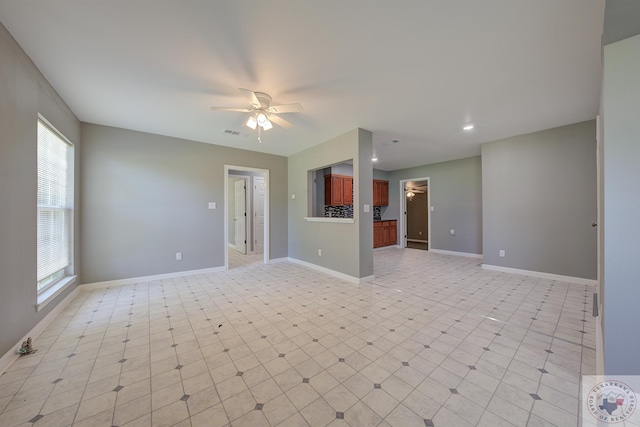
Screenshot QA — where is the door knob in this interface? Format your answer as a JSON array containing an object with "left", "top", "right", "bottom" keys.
[{"left": 592, "top": 223, "right": 597, "bottom": 227}]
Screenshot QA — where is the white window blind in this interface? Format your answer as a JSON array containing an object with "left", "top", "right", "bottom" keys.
[{"left": 37, "top": 119, "right": 72, "bottom": 290}]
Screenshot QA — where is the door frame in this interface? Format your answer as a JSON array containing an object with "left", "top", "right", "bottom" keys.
[
  {"left": 399, "top": 177, "right": 431, "bottom": 250},
  {"left": 252, "top": 176, "right": 266, "bottom": 255},
  {"left": 224, "top": 165, "right": 270, "bottom": 269}
]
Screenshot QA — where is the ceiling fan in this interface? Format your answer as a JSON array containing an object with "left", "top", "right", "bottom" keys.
[
  {"left": 211, "top": 88, "right": 303, "bottom": 142},
  {"left": 405, "top": 186, "right": 426, "bottom": 201}
]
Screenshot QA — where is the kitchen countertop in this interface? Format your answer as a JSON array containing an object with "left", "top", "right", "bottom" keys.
[{"left": 374, "top": 219, "right": 397, "bottom": 222}]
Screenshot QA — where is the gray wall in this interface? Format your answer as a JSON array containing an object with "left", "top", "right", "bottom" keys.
[
  {"left": 0, "top": 23, "right": 81, "bottom": 358},
  {"left": 387, "top": 156, "right": 482, "bottom": 254},
  {"left": 331, "top": 163, "right": 354, "bottom": 176},
  {"left": 373, "top": 169, "right": 390, "bottom": 181},
  {"left": 80, "top": 124, "right": 287, "bottom": 283},
  {"left": 603, "top": 34, "right": 640, "bottom": 374},
  {"left": 288, "top": 128, "right": 373, "bottom": 279},
  {"left": 482, "top": 121, "right": 597, "bottom": 279},
  {"left": 357, "top": 131, "right": 374, "bottom": 276}
]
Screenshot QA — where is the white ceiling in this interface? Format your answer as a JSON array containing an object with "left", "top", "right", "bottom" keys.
[{"left": 0, "top": 0, "right": 604, "bottom": 171}]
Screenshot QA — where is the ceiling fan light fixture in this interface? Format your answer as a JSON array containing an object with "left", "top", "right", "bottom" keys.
[
  {"left": 245, "top": 116, "right": 257, "bottom": 130},
  {"left": 261, "top": 118, "right": 273, "bottom": 131}
]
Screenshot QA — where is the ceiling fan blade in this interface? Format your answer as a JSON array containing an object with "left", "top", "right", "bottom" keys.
[
  {"left": 268, "top": 103, "right": 303, "bottom": 114},
  {"left": 268, "top": 114, "right": 293, "bottom": 129},
  {"left": 239, "top": 88, "right": 261, "bottom": 108},
  {"left": 210, "top": 107, "right": 252, "bottom": 112}
]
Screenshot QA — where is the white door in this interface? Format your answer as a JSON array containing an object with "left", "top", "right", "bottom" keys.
[
  {"left": 253, "top": 176, "right": 265, "bottom": 254},
  {"left": 234, "top": 179, "right": 246, "bottom": 254}
]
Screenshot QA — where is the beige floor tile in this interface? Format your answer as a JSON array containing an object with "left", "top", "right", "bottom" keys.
[
  {"left": 262, "top": 393, "right": 298, "bottom": 426},
  {"left": 322, "top": 384, "right": 358, "bottom": 412},
  {"left": 189, "top": 403, "right": 228, "bottom": 427},
  {"left": 286, "top": 383, "right": 320, "bottom": 410},
  {"left": 151, "top": 400, "right": 189, "bottom": 427},
  {"left": 75, "top": 391, "right": 117, "bottom": 422},
  {"left": 72, "top": 408, "right": 114, "bottom": 427},
  {"left": 432, "top": 406, "right": 474, "bottom": 427},
  {"left": 221, "top": 389, "right": 257, "bottom": 422},
  {"left": 273, "top": 368, "right": 304, "bottom": 392},
  {"left": 361, "top": 389, "right": 400, "bottom": 419},
  {"left": 298, "top": 397, "right": 334, "bottom": 426},
  {"left": 383, "top": 404, "right": 427, "bottom": 427},
  {"left": 113, "top": 394, "right": 151, "bottom": 426},
  {"left": 309, "top": 370, "right": 341, "bottom": 396},
  {"left": 343, "top": 401, "right": 383, "bottom": 427},
  {"left": 0, "top": 249, "right": 596, "bottom": 427},
  {"left": 250, "top": 378, "right": 283, "bottom": 404}
]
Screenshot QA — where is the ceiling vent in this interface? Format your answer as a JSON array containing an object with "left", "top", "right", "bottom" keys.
[{"left": 223, "top": 130, "right": 249, "bottom": 137}]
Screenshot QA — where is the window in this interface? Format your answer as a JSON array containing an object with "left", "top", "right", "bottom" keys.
[{"left": 37, "top": 117, "right": 75, "bottom": 304}]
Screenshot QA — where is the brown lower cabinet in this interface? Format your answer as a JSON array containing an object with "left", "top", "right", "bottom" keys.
[{"left": 374, "top": 220, "right": 397, "bottom": 248}]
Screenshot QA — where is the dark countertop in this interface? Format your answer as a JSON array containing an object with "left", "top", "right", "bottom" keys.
[{"left": 374, "top": 219, "right": 397, "bottom": 222}]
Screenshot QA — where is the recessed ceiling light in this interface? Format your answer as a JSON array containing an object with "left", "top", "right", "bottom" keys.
[
  {"left": 372, "top": 157, "right": 378, "bottom": 162},
  {"left": 463, "top": 124, "right": 474, "bottom": 131}
]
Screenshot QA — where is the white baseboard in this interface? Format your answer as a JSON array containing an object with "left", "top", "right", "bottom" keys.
[
  {"left": 430, "top": 249, "right": 483, "bottom": 259},
  {"left": 0, "top": 287, "right": 81, "bottom": 375},
  {"left": 267, "top": 257, "right": 289, "bottom": 264},
  {"left": 80, "top": 266, "right": 226, "bottom": 290},
  {"left": 481, "top": 264, "right": 598, "bottom": 286},
  {"left": 407, "top": 239, "right": 428, "bottom": 243},
  {"left": 228, "top": 243, "right": 236, "bottom": 250},
  {"left": 287, "top": 257, "right": 375, "bottom": 284},
  {"left": 596, "top": 311, "right": 604, "bottom": 375}
]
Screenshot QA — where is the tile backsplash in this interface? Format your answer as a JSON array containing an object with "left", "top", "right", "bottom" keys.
[
  {"left": 373, "top": 206, "right": 382, "bottom": 221},
  {"left": 324, "top": 205, "right": 353, "bottom": 218},
  {"left": 323, "top": 205, "right": 381, "bottom": 220}
]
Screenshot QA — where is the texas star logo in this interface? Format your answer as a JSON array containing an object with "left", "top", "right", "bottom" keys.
[{"left": 587, "top": 381, "right": 637, "bottom": 423}]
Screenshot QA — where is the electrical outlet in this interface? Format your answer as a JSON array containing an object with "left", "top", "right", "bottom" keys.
[
  {"left": 318, "top": 249, "right": 322, "bottom": 256},
  {"left": 419, "top": 231, "right": 422, "bottom": 235},
  {"left": 176, "top": 252, "right": 182, "bottom": 260},
  {"left": 499, "top": 249, "right": 505, "bottom": 257}
]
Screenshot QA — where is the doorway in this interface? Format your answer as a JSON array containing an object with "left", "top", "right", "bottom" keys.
[
  {"left": 400, "top": 177, "right": 431, "bottom": 250},
  {"left": 224, "top": 166, "right": 269, "bottom": 269}
]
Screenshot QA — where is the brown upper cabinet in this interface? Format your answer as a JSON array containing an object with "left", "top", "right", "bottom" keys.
[
  {"left": 373, "top": 179, "right": 389, "bottom": 206},
  {"left": 324, "top": 174, "right": 353, "bottom": 206}
]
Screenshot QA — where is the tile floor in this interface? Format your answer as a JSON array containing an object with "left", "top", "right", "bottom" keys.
[{"left": 0, "top": 248, "right": 595, "bottom": 426}]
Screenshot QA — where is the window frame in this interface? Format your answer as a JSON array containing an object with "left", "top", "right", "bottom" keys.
[{"left": 36, "top": 115, "right": 76, "bottom": 311}]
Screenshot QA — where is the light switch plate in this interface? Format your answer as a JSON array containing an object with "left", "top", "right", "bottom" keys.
[
  {"left": 364, "top": 204, "right": 370, "bottom": 213},
  {"left": 208, "top": 202, "right": 216, "bottom": 209}
]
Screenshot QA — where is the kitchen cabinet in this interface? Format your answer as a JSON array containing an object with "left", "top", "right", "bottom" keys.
[
  {"left": 374, "top": 220, "right": 397, "bottom": 248},
  {"left": 324, "top": 174, "right": 353, "bottom": 206},
  {"left": 373, "top": 180, "right": 389, "bottom": 206}
]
